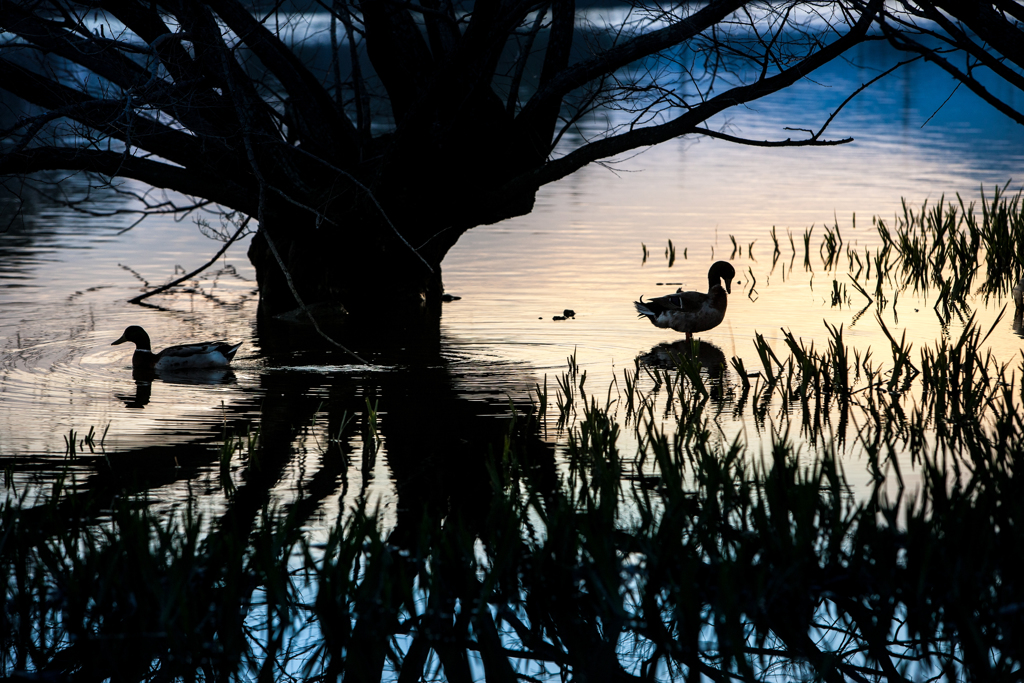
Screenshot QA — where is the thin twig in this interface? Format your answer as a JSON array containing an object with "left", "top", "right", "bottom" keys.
[
  {"left": 920, "top": 80, "right": 960, "bottom": 129},
  {"left": 812, "top": 56, "right": 921, "bottom": 140},
  {"left": 128, "top": 216, "right": 251, "bottom": 304}
]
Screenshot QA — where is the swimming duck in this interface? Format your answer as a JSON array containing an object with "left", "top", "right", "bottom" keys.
[
  {"left": 1013, "top": 275, "right": 1023, "bottom": 311},
  {"left": 111, "top": 325, "right": 242, "bottom": 371},
  {"left": 634, "top": 261, "right": 735, "bottom": 341}
]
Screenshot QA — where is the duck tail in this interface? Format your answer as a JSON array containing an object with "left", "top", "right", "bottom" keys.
[
  {"left": 634, "top": 297, "right": 655, "bottom": 319},
  {"left": 222, "top": 342, "right": 243, "bottom": 362}
]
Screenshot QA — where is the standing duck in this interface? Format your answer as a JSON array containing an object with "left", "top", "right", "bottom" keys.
[
  {"left": 634, "top": 261, "right": 736, "bottom": 341},
  {"left": 112, "top": 325, "right": 242, "bottom": 371}
]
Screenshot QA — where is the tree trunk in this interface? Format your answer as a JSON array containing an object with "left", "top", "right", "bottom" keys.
[
  {"left": 247, "top": 89, "right": 538, "bottom": 333},
  {"left": 247, "top": 203, "right": 445, "bottom": 332}
]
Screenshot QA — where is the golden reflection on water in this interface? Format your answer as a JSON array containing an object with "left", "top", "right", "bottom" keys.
[
  {"left": 440, "top": 138, "right": 1024, "bottom": 498},
  {"left": 442, "top": 137, "right": 1023, "bottom": 386}
]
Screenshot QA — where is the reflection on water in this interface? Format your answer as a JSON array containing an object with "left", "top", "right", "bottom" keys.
[
  {"left": 1, "top": 40, "right": 1023, "bottom": 519},
  {"left": 6, "top": 315, "right": 1019, "bottom": 680},
  {"left": 117, "top": 367, "right": 238, "bottom": 409},
  {"left": 638, "top": 339, "right": 727, "bottom": 372},
  {"left": 148, "top": 366, "right": 238, "bottom": 386},
  {"left": 116, "top": 378, "right": 152, "bottom": 410}
]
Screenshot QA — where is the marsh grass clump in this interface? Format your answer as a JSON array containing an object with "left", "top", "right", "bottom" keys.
[
  {"left": 812, "top": 185, "right": 1024, "bottom": 320},
  {"left": 0, "top": 494, "right": 256, "bottom": 680}
]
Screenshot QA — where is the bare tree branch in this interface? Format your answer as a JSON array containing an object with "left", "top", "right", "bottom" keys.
[
  {"left": 514, "top": 0, "right": 748, "bottom": 139},
  {"left": 206, "top": 0, "right": 359, "bottom": 158},
  {"left": 692, "top": 127, "right": 853, "bottom": 146},
  {"left": 506, "top": 3, "right": 550, "bottom": 116},
  {"left": 128, "top": 216, "right": 252, "bottom": 304},
  {"left": 0, "top": 146, "right": 255, "bottom": 213},
  {"left": 874, "top": 9, "right": 1024, "bottom": 127},
  {"left": 500, "top": 0, "right": 884, "bottom": 199}
]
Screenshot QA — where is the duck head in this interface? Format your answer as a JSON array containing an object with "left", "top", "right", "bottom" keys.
[
  {"left": 112, "top": 325, "right": 153, "bottom": 351},
  {"left": 708, "top": 261, "right": 735, "bottom": 294}
]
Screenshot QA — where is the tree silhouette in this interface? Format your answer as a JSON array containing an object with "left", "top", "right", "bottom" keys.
[{"left": 0, "top": 0, "right": 911, "bottom": 327}]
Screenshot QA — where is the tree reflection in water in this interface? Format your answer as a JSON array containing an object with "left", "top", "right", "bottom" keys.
[{"left": 3, "top": 319, "right": 1023, "bottom": 682}]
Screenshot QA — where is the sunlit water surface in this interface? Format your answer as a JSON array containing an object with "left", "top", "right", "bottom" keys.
[{"left": 1, "top": 41, "right": 1022, "bottom": 523}]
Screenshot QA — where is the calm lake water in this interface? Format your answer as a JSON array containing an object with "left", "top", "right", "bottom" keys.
[{"left": 1, "top": 39, "right": 1022, "bottom": 522}]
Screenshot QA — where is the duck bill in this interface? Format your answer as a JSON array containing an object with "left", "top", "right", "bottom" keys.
[
  {"left": 726, "top": 281, "right": 732, "bottom": 294},
  {"left": 111, "top": 334, "right": 128, "bottom": 346}
]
